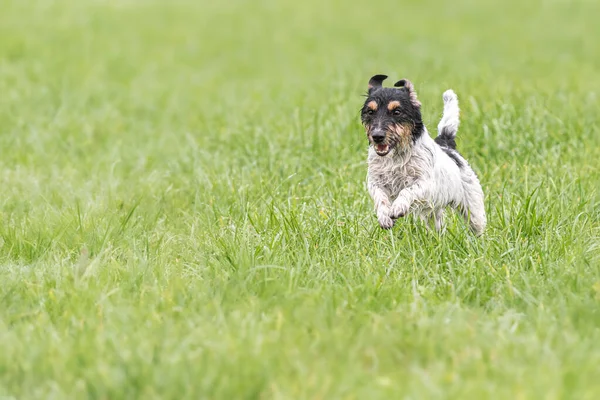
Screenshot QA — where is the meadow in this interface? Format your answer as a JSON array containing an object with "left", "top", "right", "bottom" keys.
[{"left": 1, "top": 0, "right": 599, "bottom": 398}]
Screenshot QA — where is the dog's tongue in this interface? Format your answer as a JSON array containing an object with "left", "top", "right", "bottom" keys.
[{"left": 377, "top": 144, "right": 387, "bottom": 153}]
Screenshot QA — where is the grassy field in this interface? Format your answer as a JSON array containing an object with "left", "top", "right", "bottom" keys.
[{"left": 1, "top": 0, "right": 599, "bottom": 398}]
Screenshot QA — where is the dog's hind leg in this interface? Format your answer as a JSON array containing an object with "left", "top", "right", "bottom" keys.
[
  {"left": 420, "top": 208, "right": 444, "bottom": 233},
  {"left": 459, "top": 175, "right": 486, "bottom": 236},
  {"left": 459, "top": 204, "right": 485, "bottom": 236},
  {"left": 419, "top": 213, "right": 433, "bottom": 231},
  {"left": 434, "top": 208, "right": 445, "bottom": 233}
]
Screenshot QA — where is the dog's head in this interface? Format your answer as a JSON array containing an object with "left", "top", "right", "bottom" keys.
[{"left": 360, "top": 75, "right": 424, "bottom": 156}]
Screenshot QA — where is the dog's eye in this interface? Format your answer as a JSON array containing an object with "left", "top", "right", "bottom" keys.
[
  {"left": 392, "top": 109, "right": 401, "bottom": 116},
  {"left": 366, "top": 109, "right": 375, "bottom": 115}
]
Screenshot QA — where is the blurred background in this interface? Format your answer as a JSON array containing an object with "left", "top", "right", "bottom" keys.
[{"left": 2, "top": 0, "right": 599, "bottom": 156}]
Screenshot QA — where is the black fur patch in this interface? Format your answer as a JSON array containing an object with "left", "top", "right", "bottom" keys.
[
  {"left": 434, "top": 128, "right": 457, "bottom": 149},
  {"left": 438, "top": 145, "right": 464, "bottom": 168}
]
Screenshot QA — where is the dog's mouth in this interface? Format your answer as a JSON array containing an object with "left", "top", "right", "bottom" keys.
[{"left": 374, "top": 143, "right": 391, "bottom": 156}]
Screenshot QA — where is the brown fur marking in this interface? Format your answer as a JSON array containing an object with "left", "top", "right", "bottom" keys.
[
  {"left": 387, "top": 100, "right": 401, "bottom": 111},
  {"left": 391, "top": 123, "right": 413, "bottom": 151},
  {"left": 367, "top": 101, "right": 378, "bottom": 111}
]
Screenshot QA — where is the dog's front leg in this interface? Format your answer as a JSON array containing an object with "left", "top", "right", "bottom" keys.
[
  {"left": 368, "top": 180, "right": 394, "bottom": 229},
  {"left": 390, "top": 180, "right": 431, "bottom": 219}
]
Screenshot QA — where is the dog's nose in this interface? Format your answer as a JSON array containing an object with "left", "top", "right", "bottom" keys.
[{"left": 371, "top": 130, "right": 386, "bottom": 143}]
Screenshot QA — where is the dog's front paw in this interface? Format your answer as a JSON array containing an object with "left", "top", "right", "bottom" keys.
[
  {"left": 378, "top": 213, "right": 395, "bottom": 229},
  {"left": 390, "top": 198, "right": 411, "bottom": 219},
  {"left": 377, "top": 208, "right": 395, "bottom": 229}
]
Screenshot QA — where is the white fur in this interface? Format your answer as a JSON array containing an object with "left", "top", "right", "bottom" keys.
[
  {"left": 438, "top": 89, "right": 460, "bottom": 137},
  {"left": 366, "top": 90, "right": 486, "bottom": 235}
]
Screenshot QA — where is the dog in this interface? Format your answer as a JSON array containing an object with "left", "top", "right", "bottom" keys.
[{"left": 360, "top": 74, "right": 486, "bottom": 235}]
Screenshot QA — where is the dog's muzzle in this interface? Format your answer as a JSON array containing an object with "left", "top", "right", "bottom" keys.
[
  {"left": 371, "top": 129, "right": 391, "bottom": 156},
  {"left": 371, "top": 129, "right": 385, "bottom": 143}
]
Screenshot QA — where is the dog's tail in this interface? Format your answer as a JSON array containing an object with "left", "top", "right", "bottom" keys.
[{"left": 435, "top": 89, "right": 460, "bottom": 150}]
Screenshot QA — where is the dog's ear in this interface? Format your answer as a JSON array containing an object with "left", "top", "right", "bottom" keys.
[
  {"left": 394, "top": 79, "right": 421, "bottom": 108},
  {"left": 368, "top": 74, "right": 387, "bottom": 94}
]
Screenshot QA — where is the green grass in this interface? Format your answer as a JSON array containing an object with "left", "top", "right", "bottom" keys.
[{"left": 1, "top": 0, "right": 599, "bottom": 398}]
